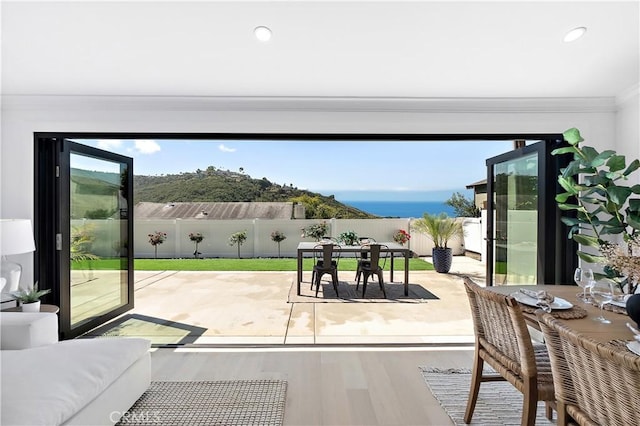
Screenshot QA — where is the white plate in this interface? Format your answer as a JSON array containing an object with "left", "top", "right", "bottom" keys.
[
  {"left": 626, "top": 341, "right": 640, "bottom": 356},
  {"left": 610, "top": 300, "right": 627, "bottom": 308},
  {"left": 511, "top": 292, "right": 573, "bottom": 310}
]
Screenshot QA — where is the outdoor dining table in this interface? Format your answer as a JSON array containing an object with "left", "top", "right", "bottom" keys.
[
  {"left": 296, "top": 241, "right": 412, "bottom": 296},
  {"left": 488, "top": 284, "right": 634, "bottom": 343}
]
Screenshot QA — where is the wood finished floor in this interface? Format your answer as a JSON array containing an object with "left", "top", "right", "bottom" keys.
[{"left": 150, "top": 346, "right": 475, "bottom": 425}]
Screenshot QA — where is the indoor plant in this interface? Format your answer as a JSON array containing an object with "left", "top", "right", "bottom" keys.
[
  {"left": 552, "top": 127, "right": 640, "bottom": 293},
  {"left": 11, "top": 282, "right": 51, "bottom": 312},
  {"left": 412, "top": 213, "right": 463, "bottom": 273}
]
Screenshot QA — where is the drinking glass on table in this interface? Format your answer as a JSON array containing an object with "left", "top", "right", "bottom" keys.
[
  {"left": 591, "top": 280, "right": 614, "bottom": 324},
  {"left": 574, "top": 267, "right": 594, "bottom": 302}
]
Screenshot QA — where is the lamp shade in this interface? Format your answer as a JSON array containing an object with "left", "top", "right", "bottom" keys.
[{"left": 0, "top": 219, "right": 36, "bottom": 256}]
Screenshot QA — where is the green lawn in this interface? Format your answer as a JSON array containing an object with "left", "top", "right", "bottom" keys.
[{"left": 72, "top": 257, "right": 435, "bottom": 271}]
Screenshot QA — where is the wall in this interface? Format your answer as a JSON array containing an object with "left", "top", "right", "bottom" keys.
[
  {"left": 72, "top": 217, "right": 443, "bottom": 259},
  {"left": 616, "top": 86, "right": 640, "bottom": 180},
  {"left": 0, "top": 95, "right": 624, "bottom": 284}
]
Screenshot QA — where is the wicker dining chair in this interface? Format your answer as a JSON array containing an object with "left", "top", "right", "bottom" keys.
[
  {"left": 536, "top": 311, "right": 640, "bottom": 426},
  {"left": 463, "top": 277, "right": 555, "bottom": 426}
]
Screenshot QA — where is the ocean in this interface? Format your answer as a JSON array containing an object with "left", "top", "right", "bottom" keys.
[{"left": 343, "top": 201, "right": 455, "bottom": 218}]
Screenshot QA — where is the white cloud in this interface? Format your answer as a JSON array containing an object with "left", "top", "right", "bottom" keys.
[
  {"left": 133, "top": 140, "right": 161, "bottom": 154},
  {"left": 97, "top": 139, "right": 123, "bottom": 150},
  {"left": 218, "top": 144, "right": 236, "bottom": 153}
]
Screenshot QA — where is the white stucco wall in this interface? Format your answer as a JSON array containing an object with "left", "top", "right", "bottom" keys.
[
  {"left": 616, "top": 88, "right": 640, "bottom": 182},
  {"left": 1, "top": 95, "right": 634, "bottom": 284}
]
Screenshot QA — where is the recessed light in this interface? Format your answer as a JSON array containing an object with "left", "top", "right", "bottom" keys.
[
  {"left": 254, "top": 26, "right": 272, "bottom": 42},
  {"left": 564, "top": 27, "right": 587, "bottom": 43}
]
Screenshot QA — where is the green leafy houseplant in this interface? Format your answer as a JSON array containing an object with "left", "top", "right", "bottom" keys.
[
  {"left": 552, "top": 127, "right": 640, "bottom": 293},
  {"left": 338, "top": 230, "right": 358, "bottom": 246},
  {"left": 12, "top": 282, "right": 51, "bottom": 304}
]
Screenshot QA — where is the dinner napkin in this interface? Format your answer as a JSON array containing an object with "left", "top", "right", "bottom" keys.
[{"left": 519, "top": 288, "right": 555, "bottom": 303}]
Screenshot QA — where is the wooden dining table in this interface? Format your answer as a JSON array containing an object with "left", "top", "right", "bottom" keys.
[
  {"left": 488, "top": 284, "right": 635, "bottom": 344},
  {"left": 296, "top": 241, "right": 412, "bottom": 296}
]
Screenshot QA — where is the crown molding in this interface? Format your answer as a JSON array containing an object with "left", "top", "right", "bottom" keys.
[
  {"left": 1, "top": 94, "right": 617, "bottom": 114},
  {"left": 616, "top": 83, "right": 640, "bottom": 108}
]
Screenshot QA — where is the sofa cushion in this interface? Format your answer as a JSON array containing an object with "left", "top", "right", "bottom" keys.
[
  {"left": 1, "top": 337, "right": 150, "bottom": 425},
  {"left": 0, "top": 312, "right": 59, "bottom": 349}
]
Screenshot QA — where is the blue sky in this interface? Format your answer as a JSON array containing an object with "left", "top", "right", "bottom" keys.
[{"left": 76, "top": 139, "right": 515, "bottom": 201}]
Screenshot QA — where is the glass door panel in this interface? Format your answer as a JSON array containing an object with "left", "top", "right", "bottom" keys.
[
  {"left": 29, "top": 138, "right": 137, "bottom": 340},
  {"left": 493, "top": 152, "right": 538, "bottom": 285},
  {"left": 69, "top": 153, "right": 130, "bottom": 328}
]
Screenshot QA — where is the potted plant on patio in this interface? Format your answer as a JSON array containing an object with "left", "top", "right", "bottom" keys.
[
  {"left": 301, "top": 221, "right": 329, "bottom": 241},
  {"left": 11, "top": 282, "right": 51, "bottom": 312},
  {"left": 393, "top": 229, "right": 411, "bottom": 245},
  {"left": 338, "top": 230, "right": 359, "bottom": 246},
  {"left": 412, "top": 213, "right": 463, "bottom": 273},
  {"left": 551, "top": 127, "right": 640, "bottom": 293}
]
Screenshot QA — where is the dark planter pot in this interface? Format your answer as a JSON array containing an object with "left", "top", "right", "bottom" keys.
[{"left": 432, "top": 247, "right": 453, "bottom": 273}]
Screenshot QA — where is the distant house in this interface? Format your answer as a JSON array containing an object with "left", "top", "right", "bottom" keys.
[
  {"left": 466, "top": 179, "right": 487, "bottom": 210},
  {"left": 135, "top": 202, "right": 304, "bottom": 220}
]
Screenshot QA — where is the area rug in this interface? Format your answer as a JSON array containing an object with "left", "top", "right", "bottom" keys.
[
  {"left": 288, "top": 279, "right": 439, "bottom": 303},
  {"left": 116, "top": 380, "right": 287, "bottom": 426},
  {"left": 419, "top": 367, "right": 555, "bottom": 425}
]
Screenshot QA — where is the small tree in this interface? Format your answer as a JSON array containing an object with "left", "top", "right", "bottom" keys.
[
  {"left": 148, "top": 231, "right": 167, "bottom": 259},
  {"left": 189, "top": 232, "right": 204, "bottom": 259},
  {"left": 445, "top": 192, "right": 480, "bottom": 217},
  {"left": 270, "top": 230, "right": 287, "bottom": 258},
  {"left": 229, "top": 230, "right": 248, "bottom": 259}
]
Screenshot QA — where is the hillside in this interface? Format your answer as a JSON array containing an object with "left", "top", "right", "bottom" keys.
[{"left": 133, "top": 167, "right": 376, "bottom": 219}]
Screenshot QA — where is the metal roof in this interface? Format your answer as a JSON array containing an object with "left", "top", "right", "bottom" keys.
[{"left": 134, "top": 202, "right": 293, "bottom": 220}]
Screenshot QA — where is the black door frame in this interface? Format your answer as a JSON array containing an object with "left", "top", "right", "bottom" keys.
[
  {"left": 34, "top": 131, "right": 574, "bottom": 339},
  {"left": 35, "top": 135, "right": 134, "bottom": 339},
  {"left": 485, "top": 138, "right": 577, "bottom": 286}
]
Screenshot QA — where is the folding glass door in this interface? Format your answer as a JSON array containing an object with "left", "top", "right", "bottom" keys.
[
  {"left": 485, "top": 139, "right": 576, "bottom": 286},
  {"left": 35, "top": 137, "right": 134, "bottom": 339}
]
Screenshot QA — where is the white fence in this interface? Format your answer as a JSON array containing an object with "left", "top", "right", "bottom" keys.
[{"left": 71, "top": 217, "right": 478, "bottom": 259}]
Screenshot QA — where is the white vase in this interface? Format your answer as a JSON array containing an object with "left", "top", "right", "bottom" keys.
[{"left": 21, "top": 300, "right": 41, "bottom": 312}]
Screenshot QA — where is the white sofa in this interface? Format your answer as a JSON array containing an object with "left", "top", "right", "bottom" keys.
[{"left": 1, "top": 312, "right": 151, "bottom": 425}]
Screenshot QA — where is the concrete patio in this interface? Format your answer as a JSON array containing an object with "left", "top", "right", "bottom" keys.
[{"left": 84, "top": 256, "right": 486, "bottom": 346}]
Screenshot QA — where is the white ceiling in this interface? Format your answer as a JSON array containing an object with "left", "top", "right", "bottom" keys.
[{"left": 2, "top": 1, "right": 639, "bottom": 99}]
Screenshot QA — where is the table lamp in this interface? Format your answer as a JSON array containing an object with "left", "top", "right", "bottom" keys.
[{"left": 1, "top": 219, "right": 36, "bottom": 294}]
